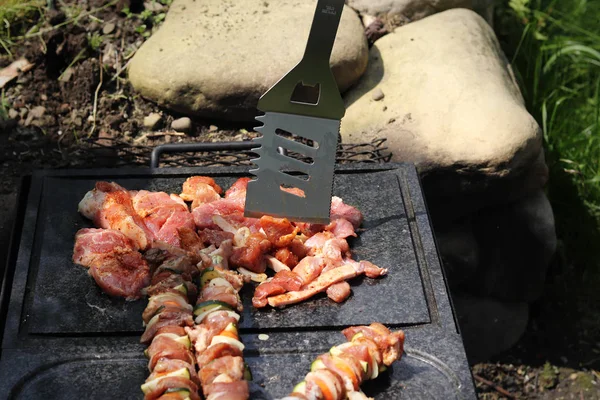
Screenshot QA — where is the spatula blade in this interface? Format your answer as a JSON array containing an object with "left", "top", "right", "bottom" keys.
[{"left": 244, "top": 111, "right": 339, "bottom": 224}]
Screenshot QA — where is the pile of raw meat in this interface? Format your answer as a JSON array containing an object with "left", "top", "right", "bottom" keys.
[{"left": 73, "top": 176, "right": 387, "bottom": 305}]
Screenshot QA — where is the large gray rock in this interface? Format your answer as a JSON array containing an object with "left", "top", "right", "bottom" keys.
[
  {"left": 452, "top": 292, "right": 529, "bottom": 363},
  {"left": 347, "top": 0, "right": 495, "bottom": 26},
  {"left": 129, "top": 0, "right": 369, "bottom": 121},
  {"left": 341, "top": 9, "right": 547, "bottom": 220}
]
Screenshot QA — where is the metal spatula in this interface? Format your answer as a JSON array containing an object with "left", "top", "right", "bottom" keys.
[{"left": 244, "top": 0, "right": 346, "bottom": 225}]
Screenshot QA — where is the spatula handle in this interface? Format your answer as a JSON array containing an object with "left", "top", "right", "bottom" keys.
[
  {"left": 302, "top": 0, "right": 345, "bottom": 65},
  {"left": 257, "top": 0, "right": 346, "bottom": 119}
]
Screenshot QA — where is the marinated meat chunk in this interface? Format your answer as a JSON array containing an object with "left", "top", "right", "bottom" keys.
[
  {"left": 259, "top": 216, "right": 299, "bottom": 247},
  {"left": 180, "top": 176, "right": 223, "bottom": 209},
  {"left": 326, "top": 281, "right": 352, "bottom": 303},
  {"left": 87, "top": 251, "right": 150, "bottom": 300},
  {"left": 78, "top": 181, "right": 154, "bottom": 250},
  {"left": 204, "top": 381, "right": 249, "bottom": 400},
  {"left": 229, "top": 233, "right": 271, "bottom": 273},
  {"left": 73, "top": 228, "right": 134, "bottom": 267},
  {"left": 199, "top": 355, "right": 245, "bottom": 388},
  {"left": 330, "top": 196, "right": 363, "bottom": 229}
]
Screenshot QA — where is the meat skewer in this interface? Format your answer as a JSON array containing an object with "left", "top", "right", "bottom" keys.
[
  {"left": 278, "top": 323, "right": 405, "bottom": 400},
  {"left": 185, "top": 240, "right": 251, "bottom": 400},
  {"left": 142, "top": 226, "right": 251, "bottom": 400},
  {"left": 139, "top": 238, "right": 200, "bottom": 399}
]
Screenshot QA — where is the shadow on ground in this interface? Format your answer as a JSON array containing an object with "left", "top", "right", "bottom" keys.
[{"left": 492, "top": 151, "right": 600, "bottom": 371}]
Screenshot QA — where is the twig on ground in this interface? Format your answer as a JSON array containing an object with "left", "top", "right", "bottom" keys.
[
  {"left": 145, "top": 131, "right": 186, "bottom": 139},
  {"left": 109, "top": 57, "right": 133, "bottom": 84},
  {"left": 473, "top": 374, "right": 517, "bottom": 399},
  {"left": 58, "top": 47, "right": 86, "bottom": 81},
  {"left": 88, "top": 57, "right": 103, "bottom": 138}
]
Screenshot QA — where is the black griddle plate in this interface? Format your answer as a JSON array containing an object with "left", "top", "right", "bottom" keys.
[{"left": 0, "top": 163, "right": 476, "bottom": 399}]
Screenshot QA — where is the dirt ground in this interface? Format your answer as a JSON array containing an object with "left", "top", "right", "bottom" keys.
[{"left": 0, "top": 1, "right": 598, "bottom": 399}]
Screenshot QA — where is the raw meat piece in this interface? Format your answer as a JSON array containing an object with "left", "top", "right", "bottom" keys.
[
  {"left": 342, "top": 323, "right": 405, "bottom": 366},
  {"left": 325, "top": 218, "right": 356, "bottom": 239},
  {"left": 229, "top": 233, "right": 271, "bottom": 273},
  {"left": 273, "top": 247, "right": 299, "bottom": 268},
  {"left": 224, "top": 177, "right": 250, "bottom": 199},
  {"left": 326, "top": 281, "right": 352, "bottom": 303},
  {"left": 140, "top": 307, "right": 194, "bottom": 344},
  {"left": 132, "top": 190, "right": 188, "bottom": 217},
  {"left": 267, "top": 260, "right": 387, "bottom": 308},
  {"left": 143, "top": 376, "right": 200, "bottom": 400},
  {"left": 204, "top": 381, "right": 249, "bottom": 400},
  {"left": 260, "top": 216, "right": 299, "bottom": 247},
  {"left": 330, "top": 196, "right": 363, "bottom": 229},
  {"left": 73, "top": 228, "right": 134, "bottom": 267},
  {"left": 192, "top": 199, "right": 244, "bottom": 229},
  {"left": 78, "top": 181, "right": 154, "bottom": 250},
  {"left": 291, "top": 256, "right": 327, "bottom": 286},
  {"left": 87, "top": 251, "right": 150, "bottom": 300},
  {"left": 149, "top": 358, "right": 200, "bottom": 386},
  {"left": 197, "top": 285, "right": 242, "bottom": 311},
  {"left": 196, "top": 343, "right": 243, "bottom": 369},
  {"left": 198, "top": 229, "right": 235, "bottom": 247},
  {"left": 180, "top": 176, "right": 223, "bottom": 209},
  {"left": 132, "top": 190, "right": 195, "bottom": 248},
  {"left": 199, "top": 355, "right": 245, "bottom": 387},
  {"left": 147, "top": 334, "right": 195, "bottom": 371}
]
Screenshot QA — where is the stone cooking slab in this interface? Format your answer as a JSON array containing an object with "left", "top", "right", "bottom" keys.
[{"left": 0, "top": 164, "right": 476, "bottom": 399}]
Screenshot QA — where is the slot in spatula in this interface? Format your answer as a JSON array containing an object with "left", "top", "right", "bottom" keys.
[{"left": 244, "top": 0, "right": 346, "bottom": 224}]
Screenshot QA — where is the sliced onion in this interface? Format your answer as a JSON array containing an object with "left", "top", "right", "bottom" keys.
[
  {"left": 201, "top": 245, "right": 217, "bottom": 254},
  {"left": 265, "top": 255, "right": 291, "bottom": 272},
  {"left": 194, "top": 306, "right": 236, "bottom": 324},
  {"left": 212, "top": 373, "right": 234, "bottom": 383},
  {"left": 238, "top": 267, "right": 267, "bottom": 282},
  {"left": 210, "top": 335, "right": 245, "bottom": 351},
  {"left": 207, "top": 277, "right": 234, "bottom": 289},
  {"left": 212, "top": 215, "right": 237, "bottom": 234},
  {"left": 234, "top": 227, "right": 251, "bottom": 247}
]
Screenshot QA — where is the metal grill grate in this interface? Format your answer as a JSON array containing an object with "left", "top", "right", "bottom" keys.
[{"left": 76, "top": 137, "right": 392, "bottom": 168}]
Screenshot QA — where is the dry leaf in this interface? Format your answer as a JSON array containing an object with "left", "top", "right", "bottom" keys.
[{"left": 0, "top": 58, "right": 34, "bottom": 89}]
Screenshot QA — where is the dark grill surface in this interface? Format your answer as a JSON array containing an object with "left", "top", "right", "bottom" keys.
[{"left": 0, "top": 163, "right": 476, "bottom": 400}]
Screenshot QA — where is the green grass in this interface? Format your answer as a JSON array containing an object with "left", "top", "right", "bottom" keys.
[
  {"left": 496, "top": 0, "right": 600, "bottom": 355},
  {"left": 498, "top": 0, "right": 600, "bottom": 217},
  {"left": 0, "top": 0, "right": 45, "bottom": 54}
]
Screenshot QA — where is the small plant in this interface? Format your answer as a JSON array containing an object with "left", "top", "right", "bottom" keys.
[
  {"left": 87, "top": 31, "right": 103, "bottom": 51},
  {"left": 121, "top": 0, "right": 171, "bottom": 39},
  {"left": 134, "top": 24, "right": 149, "bottom": 37}
]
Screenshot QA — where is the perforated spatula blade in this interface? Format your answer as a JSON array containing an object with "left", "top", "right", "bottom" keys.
[{"left": 244, "top": 0, "right": 346, "bottom": 224}]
